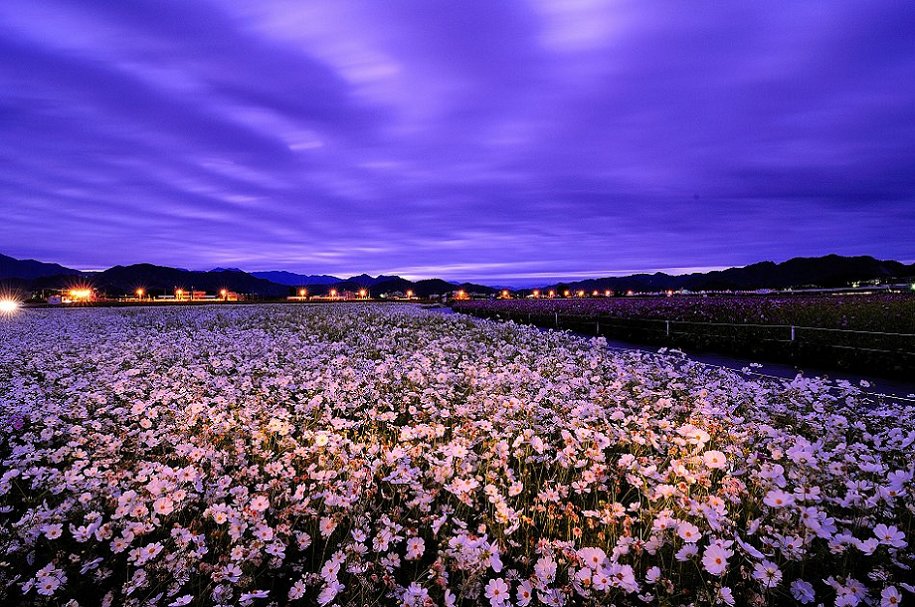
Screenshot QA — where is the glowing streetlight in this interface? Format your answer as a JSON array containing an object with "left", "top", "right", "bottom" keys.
[
  {"left": 577, "top": 290, "right": 585, "bottom": 298},
  {"left": 548, "top": 290, "right": 555, "bottom": 298},
  {"left": 69, "top": 288, "right": 93, "bottom": 302},
  {"left": 457, "top": 290, "right": 466, "bottom": 299},
  {"left": 0, "top": 299, "right": 20, "bottom": 315},
  {"left": 359, "top": 288, "right": 367, "bottom": 299},
  {"left": 532, "top": 290, "right": 540, "bottom": 298},
  {"left": 299, "top": 288, "right": 307, "bottom": 297},
  {"left": 563, "top": 290, "right": 570, "bottom": 297},
  {"left": 329, "top": 289, "right": 337, "bottom": 298},
  {"left": 220, "top": 289, "right": 228, "bottom": 301},
  {"left": 604, "top": 289, "right": 611, "bottom": 297},
  {"left": 175, "top": 289, "right": 184, "bottom": 301},
  {"left": 406, "top": 290, "right": 413, "bottom": 298}
]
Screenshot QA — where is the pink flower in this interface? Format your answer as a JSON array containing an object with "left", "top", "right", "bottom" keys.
[
  {"left": 485, "top": 578, "right": 509, "bottom": 606},
  {"left": 516, "top": 580, "right": 534, "bottom": 606},
  {"left": 763, "top": 489, "right": 794, "bottom": 508},
  {"left": 249, "top": 495, "right": 270, "bottom": 512},
  {"left": 405, "top": 537, "right": 425, "bottom": 560},
  {"left": 701, "top": 544, "right": 733, "bottom": 576},
  {"left": 702, "top": 449, "right": 727, "bottom": 469},
  {"left": 874, "top": 524, "right": 907, "bottom": 549},
  {"left": 677, "top": 521, "right": 702, "bottom": 543}
]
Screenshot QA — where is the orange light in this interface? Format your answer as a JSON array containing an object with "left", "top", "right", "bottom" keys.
[
  {"left": 359, "top": 289, "right": 367, "bottom": 297},
  {"left": 605, "top": 290, "right": 611, "bottom": 297},
  {"left": 577, "top": 290, "right": 585, "bottom": 297},
  {"left": 592, "top": 290, "right": 599, "bottom": 296},
  {"left": 135, "top": 288, "right": 145, "bottom": 298},
  {"left": 69, "top": 288, "right": 93, "bottom": 300},
  {"left": 329, "top": 289, "right": 337, "bottom": 297},
  {"left": 666, "top": 290, "right": 674, "bottom": 297},
  {"left": 563, "top": 290, "right": 570, "bottom": 297},
  {"left": 299, "top": 288, "right": 307, "bottom": 297},
  {"left": 548, "top": 290, "right": 555, "bottom": 298},
  {"left": 220, "top": 289, "right": 227, "bottom": 297},
  {"left": 406, "top": 290, "right": 413, "bottom": 297},
  {"left": 532, "top": 290, "right": 540, "bottom": 298}
]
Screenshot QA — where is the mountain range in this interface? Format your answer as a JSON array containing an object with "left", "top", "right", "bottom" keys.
[
  {"left": 538, "top": 254, "right": 915, "bottom": 294},
  {"left": 1, "top": 252, "right": 912, "bottom": 298}
]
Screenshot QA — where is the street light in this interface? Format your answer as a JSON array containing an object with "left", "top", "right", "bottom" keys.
[
  {"left": 136, "top": 288, "right": 145, "bottom": 299},
  {"left": 329, "top": 289, "right": 337, "bottom": 298},
  {"left": 299, "top": 288, "right": 307, "bottom": 297},
  {"left": 406, "top": 290, "right": 413, "bottom": 298},
  {"left": 220, "top": 289, "right": 228, "bottom": 301}
]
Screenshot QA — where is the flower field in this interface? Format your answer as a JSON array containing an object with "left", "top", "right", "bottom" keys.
[
  {"left": 452, "top": 295, "right": 915, "bottom": 333},
  {"left": 1, "top": 304, "right": 913, "bottom": 606},
  {"left": 452, "top": 296, "right": 915, "bottom": 378}
]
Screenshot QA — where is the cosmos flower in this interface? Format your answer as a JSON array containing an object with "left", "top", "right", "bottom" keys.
[{"left": 1, "top": 304, "right": 912, "bottom": 607}]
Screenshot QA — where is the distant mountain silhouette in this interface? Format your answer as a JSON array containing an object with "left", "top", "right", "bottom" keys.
[
  {"left": 90, "top": 264, "right": 291, "bottom": 297},
  {"left": 541, "top": 255, "right": 915, "bottom": 293},
  {"left": 2, "top": 252, "right": 913, "bottom": 297},
  {"left": 251, "top": 271, "right": 341, "bottom": 286},
  {"left": 0, "top": 253, "right": 81, "bottom": 280}
]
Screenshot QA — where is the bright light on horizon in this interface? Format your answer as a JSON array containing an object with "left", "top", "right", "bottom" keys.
[{"left": 0, "top": 299, "right": 20, "bottom": 314}]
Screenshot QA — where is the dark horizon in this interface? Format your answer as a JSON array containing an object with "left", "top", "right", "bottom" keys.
[{"left": 3, "top": 2, "right": 915, "bottom": 282}]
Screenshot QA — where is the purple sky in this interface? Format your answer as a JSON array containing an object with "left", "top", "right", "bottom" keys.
[{"left": 2, "top": 1, "right": 914, "bottom": 284}]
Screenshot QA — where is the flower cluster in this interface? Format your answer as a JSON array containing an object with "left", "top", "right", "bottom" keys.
[{"left": 0, "top": 304, "right": 913, "bottom": 606}]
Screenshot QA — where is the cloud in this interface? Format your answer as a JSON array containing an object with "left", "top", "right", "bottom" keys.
[{"left": 1, "top": 0, "right": 913, "bottom": 282}]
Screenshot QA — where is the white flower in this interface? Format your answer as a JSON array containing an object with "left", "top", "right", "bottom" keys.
[
  {"left": 677, "top": 521, "right": 702, "bottom": 543},
  {"left": 516, "top": 580, "right": 534, "bottom": 606},
  {"left": 702, "top": 450, "right": 727, "bottom": 469},
  {"left": 288, "top": 580, "right": 307, "bottom": 601},
  {"left": 763, "top": 489, "right": 794, "bottom": 508},
  {"left": 752, "top": 560, "right": 782, "bottom": 589},
  {"left": 874, "top": 524, "right": 907, "bottom": 548},
  {"left": 485, "top": 578, "right": 509, "bottom": 606},
  {"left": 405, "top": 537, "right": 424, "bottom": 560},
  {"left": 881, "top": 586, "right": 902, "bottom": 607},
  {"left": 153, "top": 496, "right": 174, "bottom": 516},
  {"left": 701, "top": 544, "right": 732, "bottom": 576},
  {"left": 42, "top": 523, "right": 63, "bottom": 540}
]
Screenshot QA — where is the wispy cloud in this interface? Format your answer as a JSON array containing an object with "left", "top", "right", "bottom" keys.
[{"left": 2, "top": 0, "right": 914, "bottom": 281}]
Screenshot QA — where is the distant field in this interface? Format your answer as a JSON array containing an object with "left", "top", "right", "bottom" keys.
[
  {"left": 453, "top": 294, "right": 915, "bottom": 332},
  {"left": 1, "top": 304, "right": 913, "bottom": 606},
  {"left": 453, "top": 295, "right": 915, "bottom": 377}
]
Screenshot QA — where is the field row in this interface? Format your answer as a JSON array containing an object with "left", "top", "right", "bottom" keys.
[{"left": 452, "top": 296, "right": 915, "bottom": 377}]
